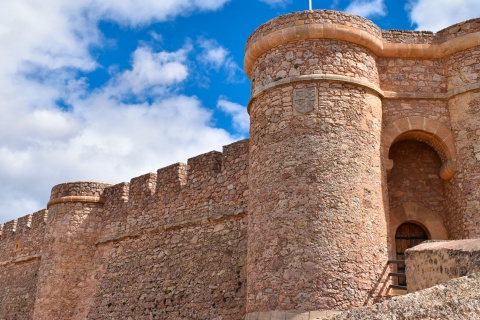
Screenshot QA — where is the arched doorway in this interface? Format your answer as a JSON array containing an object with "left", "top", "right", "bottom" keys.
[{"left": 395, "top": 222, "right": 429, "bottom": 285}]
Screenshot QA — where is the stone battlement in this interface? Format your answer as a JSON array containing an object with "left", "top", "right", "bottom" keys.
[
  {"left": 245, "top": 10, "right": 382, "bottom": 49},
  {"left": 5, "top": 140, "right": 239, "bottom": 248},
  {"left": 0, "top": 139, "right": 248, "bottom": 267},
  {"left": 46, "top": 139, "right": 247, "bottom": 206},
  {"left": 0, "top": 209, "right": 47, "bottom": 241},
  {"left": 0, "top": 209, "right": 46, "bottom": 277},
  {"left": 244, "top": 10, "right": 480, "bottom": 77}
]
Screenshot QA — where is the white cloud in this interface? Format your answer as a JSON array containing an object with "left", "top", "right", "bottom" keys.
[
  {"left": 0, "top": 0, "right": 235, "bottom": 224},
  {"left": 114, "top": 46, "right": 191, "bottom": 96},
  {"left": 407, "top": 0, "right": 480, "bottom": 31},
  {"left": 259, "top": 0, "right": 291, "bottom": 7},
  {"left": 217, "top": 98, "right": 249, "bottom": 134},
  {"left": 89, "top": 0, "right": 231, "bottom": 26},
  {"left": 198, "top": 39, "right": 229, "bottom": 69},
  {"left": 345, "top": 0, "right": 386, "bottom": 18},
  {"left": 197, "top": 38, "right": 243, "bottom": 82}
]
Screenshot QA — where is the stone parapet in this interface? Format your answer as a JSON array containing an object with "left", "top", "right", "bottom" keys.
[
  {"left": 97, "top": 139, "right": 249, "bottom": 238},
  {"left": 102, "top": 139, "right": 248, "bottom": 208},
  {"left": 406, "top": 239, "right": 480, "bottom": 292},
  {"left": 0, "top": 209, "right": 47, "bottom": 320},
  {"left": 245, "top": 10, "right": 382, "bottom": 51},
  {"left": 0, "top": 209, "right": 47, "bottom": 258},
  {"left": 381, "top": 30, "right": 434, "bottom": 44},
  {"left": 49, "top": 181, "right": 111, "bottom": 199},
  {"left": 245, "top": 11, "right": 480, "bottom": 78}
]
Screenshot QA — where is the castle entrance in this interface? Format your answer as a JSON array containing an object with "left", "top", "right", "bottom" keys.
[
  {"left": 395, "top": 222, "right": 429, "bottom": 286},
  {"left": 386, "top": 134, "right": 447, "bottom": 289}
]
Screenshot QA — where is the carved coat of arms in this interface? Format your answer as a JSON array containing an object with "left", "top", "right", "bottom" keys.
[{"left": 293, "top": 88, "right": 317, "bottom": 114}]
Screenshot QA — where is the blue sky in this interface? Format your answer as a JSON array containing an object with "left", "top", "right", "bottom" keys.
[{"left": 0, "top": 0, "right": 479, "bottom": 224}]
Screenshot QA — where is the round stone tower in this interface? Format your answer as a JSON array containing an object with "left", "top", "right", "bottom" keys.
[
  {"left": 33, "top": 182, "right": 111, "bottom": 320},
  {"left": 245, "top": 11, "right": 389, "bottom": 318}
]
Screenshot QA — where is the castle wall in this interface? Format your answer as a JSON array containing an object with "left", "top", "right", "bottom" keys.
[
  {"left": 445, "top": 45, "right": 480, "bottom": 238},
  {"left": 0, "top": 259, "right": 41, "bottom": 319},
  {"left": 382, "top": 100, "right": 450, "bottom": 127},
  {"left": 84, "top": 139, "right": 250, "bottom": 319},
  {"left": 0, "top": 211, "right": 47, "bottom": 320},
  {"left": 406, "top": 239, "right": 480, "bottom": 293},
  {"left": 379, "top": 58, "right": 446, "bottom": 94},
  {"left": 442, "top": 21, "right": 480, "bottom": 239},
  {"left": 447, "top": 92, "right": 480, "bottom": 238},
  {"left": 378, "top": 21, "right": 480, "bottom": 240},
  {"left": 99, "top": 139, "right": 249, "bottom": 239},
  {"left": 17, "top": 139, "right": 247, "bottom": 319},
  {"left": 88, "top": 218, "right": 246, "bottom": 319}
]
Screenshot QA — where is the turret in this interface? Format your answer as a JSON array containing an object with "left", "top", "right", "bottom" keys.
[
  {"left": 32, "top": 182, "right": 111, "bottom": 320},
  {"left": 245, "top": 10, "right": 388, "bottom": 318}
]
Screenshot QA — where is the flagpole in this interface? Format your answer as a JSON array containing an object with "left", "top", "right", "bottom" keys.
[{"left": 309, "top": 0, "right": 313, "bottom": 11}]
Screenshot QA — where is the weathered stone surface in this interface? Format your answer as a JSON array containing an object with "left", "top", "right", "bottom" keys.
[
  {"left": 248, "top": 79, "right": 388, "bottom": 314},
  {"left": 0, "top": 211, "right": 46, "bottom": 320},
  {"left": 323, "top": 273, "right": 480, "bottom": 320},
  {"left": 406, "top": 239, "right": 480, "bottom": 292}
]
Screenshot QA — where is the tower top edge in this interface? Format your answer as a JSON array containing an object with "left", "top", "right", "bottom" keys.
[
  {"left": 244, "top": 10, "right": 480, "bottom": 78},
  {"left": 245, "top": 10, "right": 382, "bottom": 51}
]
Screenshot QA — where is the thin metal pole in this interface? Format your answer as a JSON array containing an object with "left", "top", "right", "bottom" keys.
[{"left": 309, "top": 0, "right": 313, "bottom": 10}]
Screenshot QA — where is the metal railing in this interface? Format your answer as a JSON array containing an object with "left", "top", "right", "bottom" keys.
[{"left": 387, "top": 260, "right": 407, "bottom": 291}]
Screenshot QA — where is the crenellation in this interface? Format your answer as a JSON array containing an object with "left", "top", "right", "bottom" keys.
[
  {"left": 31, "top": 209, "right": 48, "bottom": 228},
  {"left": 0, "top": 208, "right": 46, "bottom": 320},
  {"left": 187, "top": 150, "right": 223, "bottom": 183},
  {"left": 104, "top": 182, "right": 130, "bottom": 206},
  {"left": 94, "top": 141, "right": 250, "bottom": 244},
  {"left": 0, "top": 211, "right": 47, "bottom": 248},
  {"left": 222, "top": 139, "right": 249, "bottom": 167},
  {"left": 97, "top": 182, "right": 131, "bottom": 239},
  {"left": 128, "top": 172, "right": 157, "bottom": 204},
  {"left": 16, "top": 214, "right": 33, "bottom": 232},
  {"left": 1, "top": 219, "right": 18, "bottom": 239},
  {"left": 156, "top": 162, "right": 188, "bottom": 193}
]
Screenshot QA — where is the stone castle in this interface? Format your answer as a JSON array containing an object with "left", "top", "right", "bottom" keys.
[{"left": 1, "top": 10, "right": 480, "bottom": 320}]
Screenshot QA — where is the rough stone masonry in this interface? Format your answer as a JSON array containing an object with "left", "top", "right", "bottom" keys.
[{"left": 0, "top": 9, "right": 479, "bottom": 320}]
